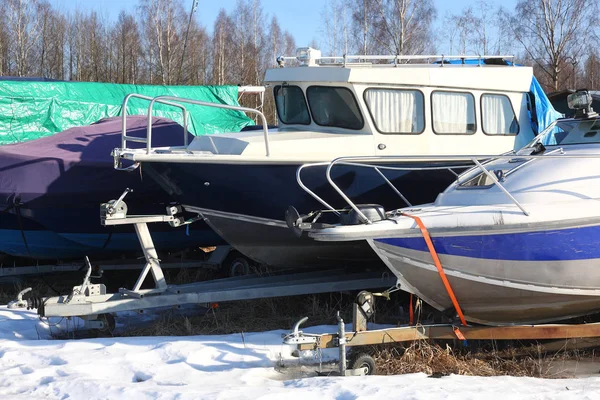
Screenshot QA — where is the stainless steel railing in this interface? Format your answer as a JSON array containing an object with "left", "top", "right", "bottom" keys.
[
  {"left": 121, "top": 94, "right": 190, "bottom": 150},
  {"left": 119, "top": 86, "right": 269, "bottom": 156},
  {"left": 295, "top": 151, "right": 599, "bottom": 223}
]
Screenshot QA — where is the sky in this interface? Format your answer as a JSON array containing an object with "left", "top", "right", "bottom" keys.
[{"left": 48, "top": 0, "right": 519, "bottom": 54}]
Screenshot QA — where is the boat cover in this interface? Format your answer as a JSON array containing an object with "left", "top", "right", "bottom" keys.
[
  {"left": 0, "top": 116, "right": 191, "bottom": 207},
  {"left": 0, "top": 81, "right": 253, "bottom": 144}
]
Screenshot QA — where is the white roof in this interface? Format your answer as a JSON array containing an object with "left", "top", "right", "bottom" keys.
[{"left": 265, "top": 64, "right": 533, "bottom": 93}]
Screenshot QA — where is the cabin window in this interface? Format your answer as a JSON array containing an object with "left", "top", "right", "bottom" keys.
[
  {"left": 274, "top": 85, "right": 311, "bottom": 125},
  {"left": 432, "top": 91, "right": 476, "bottom": 134},
  {"left": 364, "top": 89, "right": 425, "bottom": 134},
  {"left": 481, "top": 94, "right": 519, "bottom": 135},
  {"left": 306, "top": 86, "right": 364, "bottom": 130}
]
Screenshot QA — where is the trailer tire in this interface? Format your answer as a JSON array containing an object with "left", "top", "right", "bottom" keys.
[
  {"left": 348, "top": 352, "right": 376, "bottom": 375},
  {"left": 97, "top": 313, "right": 116, "bottom": 334},
  {"left": 222, "top": 251, "right": 251, "bottom": 277}
]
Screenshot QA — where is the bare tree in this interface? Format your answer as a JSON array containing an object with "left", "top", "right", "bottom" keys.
[
  {"left": 179, "top": 18, "right": 209, "bottom": 85},
  {"left": 177, "top": 0, "right": 199, "bottom": 84},
  {"left": 5, "top": 0, "right": 43, "bottom": 76},
  {"left": 47, "top": 11, "right": 67, "bottom": 79},
  {"left": 371, "top": 0, "right": 436, "bottom": 55},
  {"left": 472, "top": 0, "right": 494, "bottom": 55},
  {"left": 268, "top": 16, "right": 282, "bottom": 67},
  {"left": 448, "top": 6, "right": 476, "bottom": 54},
  {"left": 582, "top": 51, "right": 600, "bottom": 90},
  {"left": 211, "top": 9, "right": 234, "bottom": 85},
  {"left": 321, "top": 0, "right": 350, "bottom": 56},
  {"left": 139, "top": 0, "right": 187, "bottom": 85},
  {"left": 0, "top": 9, "right": 7, "bottom": 75},
  {"left": 113, "top": 11, "right": 141, "bottom": 84},
  {"left": 350, "top": 0, "right": 378, "bottom": 54},
  {"left": 510, "top": 0, "right": 599, "bottom": 91}
]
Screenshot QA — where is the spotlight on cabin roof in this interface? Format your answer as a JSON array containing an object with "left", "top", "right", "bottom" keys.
[
  {"left": 295, "top": 47, "right": 321, "bottom": 66},
  {"left": 567, "top": 90, "right": 597, "bottom": 118}
]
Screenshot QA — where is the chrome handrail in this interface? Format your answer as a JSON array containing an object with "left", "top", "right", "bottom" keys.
[
  {"left": 147, "top": 96, "right": 271, "bottom": 156},
  {"left": 298, "top": 152, "right": 598, "bottom": 224},
  {"left": 121, "top": 94, "right": 189, "bottom": 150},
  {"left": 296, "top": 162, "right": 340, "bottom": 215},
  {"left": 296, "top": 160, "right": 472, "bottom": 221}
]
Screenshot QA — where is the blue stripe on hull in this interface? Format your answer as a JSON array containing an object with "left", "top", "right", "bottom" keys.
[{"left": 376, "top": 224, "right": 600, "bottom": 261}]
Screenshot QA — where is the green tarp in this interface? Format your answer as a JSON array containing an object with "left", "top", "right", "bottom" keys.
[{"left": 0, "top": 80, "right": 254, "bottom": 144}]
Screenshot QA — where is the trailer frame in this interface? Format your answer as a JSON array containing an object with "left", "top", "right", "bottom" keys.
[{"left": 283, "top": 290, "right": 600, "bottom": 376}]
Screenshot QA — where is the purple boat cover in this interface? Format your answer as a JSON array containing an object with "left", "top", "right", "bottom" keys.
[{"left": 0, "top": 116, "right": 191, "bottom": 206}]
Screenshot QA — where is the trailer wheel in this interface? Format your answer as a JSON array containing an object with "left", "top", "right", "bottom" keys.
[
  {"left": 222, "top": 251, "right": 251, "bottom": 277},
  {"left": 97, "top": 313, "right": 116, "bottom": 334},
  {"left": 348, "top": 352, "right": 376, "bottom": 375}
]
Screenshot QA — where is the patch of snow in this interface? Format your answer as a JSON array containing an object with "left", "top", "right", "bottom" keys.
[{"left": 1, "top": 306, "right": 600, "bottom": 399}]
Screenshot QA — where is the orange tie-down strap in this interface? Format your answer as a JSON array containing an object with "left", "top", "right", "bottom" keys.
[{"left": 402, "top": 212, "right": 468, "bottom": 327}]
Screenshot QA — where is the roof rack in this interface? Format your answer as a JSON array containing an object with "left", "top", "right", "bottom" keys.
[{"left": 276, "top": 47, "right": 515, "bottom": 68}]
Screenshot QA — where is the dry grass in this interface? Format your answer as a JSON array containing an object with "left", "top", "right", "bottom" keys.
[
  {"left": 118, "top": 293, "right": 600, "bottom": 379},
  {"left": 0, "top": 273, "right": 79, "bottom": 305},
  {"left": 121, "top": 292, "right": 357, "bottom": 337},
  {"left": 370, "top": 339, "right": 596, "bottom": 378}
]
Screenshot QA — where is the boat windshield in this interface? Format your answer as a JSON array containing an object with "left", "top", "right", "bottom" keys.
[
  {"left": 306, "top": 86, "right": 364, "bottom": 130},
  {"left": 529, "top": 117, "right": 600, "bottom": 147},
  {"left": 274, "top": 85, "right": 311, "bottom": 125}
]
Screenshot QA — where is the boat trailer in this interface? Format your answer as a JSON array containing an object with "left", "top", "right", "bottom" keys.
[
  {"left": 283, "top": 291, "right": 600, "bottom": 376},
  {"left": 9, "top": 189, "right": 396, "bottom": 331}
]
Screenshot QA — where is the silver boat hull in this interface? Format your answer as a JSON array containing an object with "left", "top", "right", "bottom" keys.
[{"left": 371, "top": 239, "right": 600, "bottom": 325}]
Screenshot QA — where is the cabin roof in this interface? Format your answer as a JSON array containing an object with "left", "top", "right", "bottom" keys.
[{"left": 264, "top": 64, "right": 533, "bottom": 93}]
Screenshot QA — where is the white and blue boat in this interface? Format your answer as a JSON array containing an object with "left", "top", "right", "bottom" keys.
[{"left": 302, "top": 91, "right": 600, "bottom": 325}]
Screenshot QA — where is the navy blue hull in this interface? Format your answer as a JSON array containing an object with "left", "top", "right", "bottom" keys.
[
  {"left": 144, "top": 162, "right": 459, "bottom": 220},
  {"left": 144, "top": 161, "right": 464, "bottom": 268}
]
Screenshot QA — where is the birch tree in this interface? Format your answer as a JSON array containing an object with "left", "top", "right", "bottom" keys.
[
  {"left": 139, "top": 0, "right": 187, "bottom": 85},
  {"left": 371, "top": 0, "right": 436, "bottom": 55},
  {"left": 5, "top": 0, "right": 43, "bottom": 76},
  {"left": 321, "top": 0, "right": 350, "bottom": 56},
  {"left": 582, "top": 51, "right": 600, "bottom": 90},
  {"left": 211, "top": 9, "right": 234, "bottom": 85},
  {"left": 113, "top": 11, "right": 141, "bottom": 84},
  {"left": 350, "top": 0, "right": 378, "bottom": 54},
  {"left": 510, "top": 0, "right": 599, "bottom": 91},
  {"left": 0, "top": 8, "right": 8, "bottom": 75}
]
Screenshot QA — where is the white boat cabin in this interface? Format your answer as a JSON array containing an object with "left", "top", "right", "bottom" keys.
[{"left": 119, "top": 48, "right": 542, "bottom": 163}]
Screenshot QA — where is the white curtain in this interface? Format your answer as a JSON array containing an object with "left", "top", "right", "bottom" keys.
[
  {"left": 365, "top": 89, "right": 423, "bottom": 133},
  {"left": 482, "top": 94, "right": 516, "bottom": 134},
  {"left": 432, "top": 92, "right": 475, "bottom": 133}
]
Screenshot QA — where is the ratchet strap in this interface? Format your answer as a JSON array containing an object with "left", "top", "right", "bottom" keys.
[{"left": 401, "top": 212, "right": 467, "bottom": 327}]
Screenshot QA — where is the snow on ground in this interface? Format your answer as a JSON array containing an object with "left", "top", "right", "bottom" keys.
[{"left": 1, "top": 306, "right": 600, "bottom": 400}]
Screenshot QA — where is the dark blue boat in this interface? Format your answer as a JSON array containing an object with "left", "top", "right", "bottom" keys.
[
  {"left": 0, "top": 116, "right": 224, "bottom": 260},
  {"left": 113, "top": 55, "right": 562, "bottom": 269}
]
